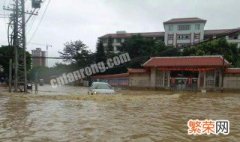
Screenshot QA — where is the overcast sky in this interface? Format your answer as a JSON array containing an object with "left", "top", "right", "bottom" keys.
[{"left": 1, "top": 0, "right": 240, "bottom": 66}]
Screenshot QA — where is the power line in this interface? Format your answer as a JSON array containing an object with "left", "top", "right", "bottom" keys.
[
  {"left": 2, "top": 0, "right": 10, "bottom": 43},
  {"left": 27, "top": 0, "right": 51, "bottom": 44},
  {"left": 3, "top": 0, "right": 43, "bottom": 92},
  {"left": 29, "top": 42, "right": 48, "bottom": 46},
  {"left": 26, "top": 14, "right": 37, "bottom": 34}
]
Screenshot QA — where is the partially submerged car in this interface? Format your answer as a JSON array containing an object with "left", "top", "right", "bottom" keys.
[{"left": 88, "top": 82, "right": 115, "bottom": 95}]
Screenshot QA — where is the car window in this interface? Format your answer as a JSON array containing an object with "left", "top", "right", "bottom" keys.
[{"left": 92, "top": 83, "right": 112, "bottom": 89}]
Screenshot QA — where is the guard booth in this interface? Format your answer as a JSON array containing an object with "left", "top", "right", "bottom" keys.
[{"left": 143, "top": 56, "right": 229, "bottom": 91}]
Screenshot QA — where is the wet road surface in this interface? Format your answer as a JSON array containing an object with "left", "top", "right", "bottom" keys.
[{"left": 0, "top": 86, "right": 240, "bottom": 142}]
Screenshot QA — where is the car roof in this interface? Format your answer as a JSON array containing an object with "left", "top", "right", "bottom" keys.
[{"left": 92, "top": 82, "right": 109, "bottom": 85}]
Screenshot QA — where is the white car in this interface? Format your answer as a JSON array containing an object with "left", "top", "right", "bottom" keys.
[{"left": 88, "top": 82, "right": 115, "bottom": 95}]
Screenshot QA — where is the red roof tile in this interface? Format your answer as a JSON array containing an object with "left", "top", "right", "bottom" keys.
[
  {"left": 92, "top": 73, "right": 129, "bottom": 79},
  {"left": 143, "top": 56, "right": 230, "bottom": 68},
  {"left": 100, "top": 28, "right": 240, "bottom": 39},
  {"left": 100, "top": 32, "right": 165, "bottom": 39},
  {"left": 204, "top": 28, "right": 240, "bottom": 36},
  {"left": 128, "top": 68, "right": 148, "bottom": 74},
  {"left": 225, "top": 68, "right": 240, "bottom": 74},
  {"left": 164, "top": 17, "right": 206, "bottom": 24}
]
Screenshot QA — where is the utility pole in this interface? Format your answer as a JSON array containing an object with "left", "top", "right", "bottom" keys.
[
  {"left": 46, "top": 44, "right": 52, "bottom": 67},
  {"left": 9, "top": 59, "right": 12, "bottom": 92},
  {"left": 4, "top": 0, "right": 42, "bottom": 93},
  {"left": 221, "top": 55, "right": 225, "bottom": 93}
]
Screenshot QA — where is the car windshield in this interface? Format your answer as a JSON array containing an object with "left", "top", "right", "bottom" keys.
[{"left": 91, "top": 83, "right": 112, "bottom": 89}]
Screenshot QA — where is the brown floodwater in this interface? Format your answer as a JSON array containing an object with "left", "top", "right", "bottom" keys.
[{"left": 0, "top": 86, "right": 239, "bottom": 142}]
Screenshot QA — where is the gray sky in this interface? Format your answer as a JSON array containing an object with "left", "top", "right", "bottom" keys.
[{"left": 1, "top": 0, "right": 240, "bottom": 66}]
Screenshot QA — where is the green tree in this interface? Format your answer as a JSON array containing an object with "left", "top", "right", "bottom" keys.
[
  {"left": 28, "top": 63, "right": 73, "bottom": 83},
  {"left": 95, "top": 39, "right": 107, "bottom": 62},
  {"left": 0, "top": 45, "right": 31, "bottom": 76},
  {"left": 183, "top": 38, "right": 240, "bottom": 67},
  {"left": 119, "top": 35, "right": 176, "bottom": 68},
  {"left": 28, "top": 66, "right": 49, "bottom": 81},
  {"left": 107, "top": 36, "right": 114, "bottom": 53},
  {"left": 59, "top": 40, "right": 94, "bottom": 68}
]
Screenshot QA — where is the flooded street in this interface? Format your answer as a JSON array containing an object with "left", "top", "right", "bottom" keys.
[{"left": 0, "top": 86, "right": 240, "bottom": 142}]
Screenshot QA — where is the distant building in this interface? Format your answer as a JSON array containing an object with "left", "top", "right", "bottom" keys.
[
  {"left": 31, "top": 48, "right": 47, "bottom": 67},
  {"left": 164, "top": 17, "right": 206, "bottom": 47},
  {"left": 99, "top": 17, "right": 240, "bottom": 53}
]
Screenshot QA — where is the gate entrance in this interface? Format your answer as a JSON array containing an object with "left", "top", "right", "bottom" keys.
[{"left": 170, "top": 71, "right": 198, "bottom": 91}]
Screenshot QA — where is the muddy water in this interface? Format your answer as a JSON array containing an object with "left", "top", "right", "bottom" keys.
[{"left": 0, "top": 88, "right": 240, "bottom": 142}]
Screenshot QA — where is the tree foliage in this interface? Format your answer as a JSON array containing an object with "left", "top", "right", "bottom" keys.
[
  {"left": 28, "top": 63, "right": 71, "bottom": 82},
  {"left": 59, "top": 40, "right": 94, "bottom": 67},
  {"left": 119, "top": 35, "right": 178, "bottom": 68},
  {"left": 0, "top": 45, "right": 31, "bottom": 76},
  {"left": 183, "top": 38, "right": 240, "bottom": 67},
  {"left": 95, "top": 39, "right": 107, "bottom": 62},
  {"left": 107, "top": 37, "right": 114, "bottom": 53}
]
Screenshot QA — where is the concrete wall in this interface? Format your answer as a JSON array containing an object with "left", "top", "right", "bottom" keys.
[
  {"left": 155, "top": 70, "right": 170, "bottom": 89},
  {"left": 129, "top": 73, "right": 150, "bottom": 87},
  {"left": 156, "top": 70, "right": 165, "bottom": 88},
  {"left": 94, "top": 78, "right": 129, "bottom": 87},
  {"left": 198, "top": 70, "right": 222, "bottom": 90},
  {"left": 205, "top": 71, "right": 216, "bottom": 89},
  {"left": 224, "top": 74, "right": 240, "bottom": 89}
]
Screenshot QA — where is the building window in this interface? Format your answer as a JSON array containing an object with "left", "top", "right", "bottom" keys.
[
  {"left": 116, "top": 38, "right": 121, "bottom": 43},
  {"left": 116, "top": 46, "right": 122, "bottom": 52},
  {"left": 229, "top": 34, "right": 239, "bottom": 40},
  {"left": 169, "top": 25, "right": 173, "bottom": 31},
  {"left": 156, "top": 37, "right": 164, "bottom": 41},
  {"left": 177, "top": 43, "right": 191, "bottom": 48},
  {"left": 194, "top": 33, "right": 200, "bottom": 39},
  {"left": 168, "top": 34, "right": 174, "bottom": 40},
  {"left": 177, "top": 34, "right": 191, "bottom": 40},
  {"left": 102, "top": 38, "right": 108, "bottom": 43},
  {"left": 178, "top": 25, "right": 190, "bottom": 31},
  {"left": 195, "top": 24, "right": 200, "bottom": 30}
]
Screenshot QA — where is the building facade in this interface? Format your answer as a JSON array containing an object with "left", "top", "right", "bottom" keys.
[
  {"left": 31, "top": 48, "right": 47, "bottom": 67},
  {"left": 163, "top": 18, "right": 206, "bottom": 47},
  {"left": 99, "top": 17, "right": 240, "bottom": 53},
  {"left": 92, "top": 56, "right": 240, "bottom": 91},
  {"left": 143, "top": 56, "right": 227, "bottom": 91}
]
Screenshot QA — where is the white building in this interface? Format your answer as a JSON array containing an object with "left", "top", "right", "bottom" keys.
[
  {"left": 163, "top": 17, "right": 206, "bottom": 47},
  {"left": 99, "top": 17, "right": 240, "bottom": 53}
]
